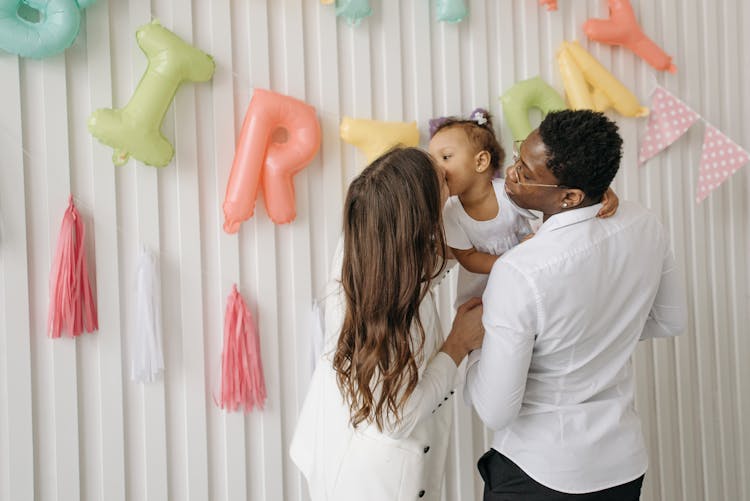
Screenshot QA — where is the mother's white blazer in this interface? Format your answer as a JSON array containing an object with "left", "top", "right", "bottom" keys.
[{"left": 290, "top": 249, "right": 459, "bottom": 501}]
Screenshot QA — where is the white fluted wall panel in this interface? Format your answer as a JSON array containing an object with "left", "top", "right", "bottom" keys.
[{"left": 1, "top": 1, "right": 748, "bottom": 500}]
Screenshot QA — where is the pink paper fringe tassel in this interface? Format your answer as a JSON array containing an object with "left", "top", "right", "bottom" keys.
[
  {"left": 48, "top": 196, "right": 98, "bottom": 338},
  {"left": 219, "top": 284, "right": 267, "bottom": 412}
]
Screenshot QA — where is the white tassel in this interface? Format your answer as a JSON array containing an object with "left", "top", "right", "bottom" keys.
[{"left": 131, "top": 246, "right": 164, "bottom": 383}]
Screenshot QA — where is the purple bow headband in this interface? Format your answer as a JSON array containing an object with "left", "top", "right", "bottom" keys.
[{"left": 429, "top": 107, "right": 489, "bottom": 137}]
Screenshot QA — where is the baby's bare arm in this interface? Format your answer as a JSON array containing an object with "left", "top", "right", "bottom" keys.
[{"left": 451, "top": 246, "right": 499, "bottom": 274}]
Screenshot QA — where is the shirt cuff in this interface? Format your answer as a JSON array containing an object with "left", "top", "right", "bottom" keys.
[{"left": 429, "top": 351, "right": 460, "bottom": 389}]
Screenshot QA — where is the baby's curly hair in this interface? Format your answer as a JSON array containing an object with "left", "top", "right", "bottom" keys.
[
  {"left": 431, "top": 110, "right": 506, "bottom": 172},
  {"left": 538, "top": 110, "right": 622, "bottom": 201}
]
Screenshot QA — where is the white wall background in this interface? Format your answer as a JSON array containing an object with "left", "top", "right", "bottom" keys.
[{"left": 0, "top": 0, "right": 748, "bottom": 500}]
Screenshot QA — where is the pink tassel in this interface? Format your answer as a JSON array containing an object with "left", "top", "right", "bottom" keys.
[
  {"left": 219, "top": 284, "right": 267, "bottom": 412},
  {"left": 48, "top": 195, "right": 98, "bottom": 338}
]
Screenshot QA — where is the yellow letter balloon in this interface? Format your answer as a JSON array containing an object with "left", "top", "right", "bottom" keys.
[
  {"left": 339, "top": 117, "right": 419, "bottom": 164},
  {"left": 88, "top": 20, "right": 215, "bottom": 167},
  {"left": 563, "top": 41, "right": 648, "bottom": 118},
  {"left": 500, "top": 77, "right": 566, "bottom": 141},
  {"left": 557, "top": 45, "right": 594, "bottom": 110}
]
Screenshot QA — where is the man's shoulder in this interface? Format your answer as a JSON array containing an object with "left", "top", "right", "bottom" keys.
[
  {"left": 609, "top": 201, "right": 665, "bottom": 235},
  {"left": 616, "top": 200, "right": 656, "bottom": 218},
  {"left": 498, "top": 201, "right": 664, "bottom": 272}
]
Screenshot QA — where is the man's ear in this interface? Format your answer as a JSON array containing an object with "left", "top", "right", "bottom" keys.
[
  {"left": 475, "top": 150, "right": 491, "bottom": 173},
  {"left": 561, "top": 189, "right": 586, "bottom": 209}
]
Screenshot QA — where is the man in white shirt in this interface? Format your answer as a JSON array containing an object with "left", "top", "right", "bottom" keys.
[{"left": 464, "top": 110, "right": 687, "bottom": 500}]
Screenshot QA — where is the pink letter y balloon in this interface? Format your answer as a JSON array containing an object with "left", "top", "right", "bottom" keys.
[
  {"left": 223, "top": 89, "right": 321, "bottom": 232},
  {"left": 583, "top": 0, "right": 676, "bottom": 73}
]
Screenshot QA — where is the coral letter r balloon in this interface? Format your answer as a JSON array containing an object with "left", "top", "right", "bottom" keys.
[{"left": 223, "top": 89, "right": 321, "bottom": 231}]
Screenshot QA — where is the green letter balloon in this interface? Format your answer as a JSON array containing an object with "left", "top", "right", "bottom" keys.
[
  {"left": 88, "top": 20, "right": 215, "bottom": 167},
  {"left": 501, "top": 76, "right": 566, "bottom": 141}
]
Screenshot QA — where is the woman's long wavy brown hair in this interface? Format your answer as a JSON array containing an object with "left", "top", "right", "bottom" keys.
[{"left": 332, "top": 147, "right": 447, "bottom": 431}]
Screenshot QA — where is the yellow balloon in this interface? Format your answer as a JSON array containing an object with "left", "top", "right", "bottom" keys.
[
  {"left": 557, "top": 46, "right": 593, "bottom": 110},
  {"left": 339, "top": 117, "right": 419, "bottom": 164},
  {"left": 592, "top": 87, "right": 612, "bottom": 113},
  {"left": 563, "top": 41, "right": 649, "bottom": 118}
]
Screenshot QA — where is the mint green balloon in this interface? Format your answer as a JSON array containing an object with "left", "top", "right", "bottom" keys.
[
  {"left": 501, "top": 76, "right": 567, "bottom": 141},
  {"left": 336, "top": 0, "right": 371, "bottom": 26},
  {"left": 436, "top": 0, "right": 468, "bottom": 23},
  {"left": 0, "top": 0, "right": 98, "bottom": 58},
  {"left": 88, "top": 21, "right": 215, "bottom": 167}
]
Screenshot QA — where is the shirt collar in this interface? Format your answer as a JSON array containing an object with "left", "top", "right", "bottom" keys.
[{"left": 536, "top": 203, "right": 603, "bottom": 234}]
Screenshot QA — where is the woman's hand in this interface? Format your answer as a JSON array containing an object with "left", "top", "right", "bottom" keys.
[
  {"left": 441, "top": 297, "right": 484, "bottom": 366},
  {"left": 597, "top": 187, "right": 619, "bottom": 218}
]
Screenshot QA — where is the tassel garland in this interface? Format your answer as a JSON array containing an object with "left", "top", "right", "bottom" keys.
[
  {"left": 48, "top": 195, "right": 98, "bottom": 338},
  {"left": 219, "top": 284, "right": 266, "bottom": 412},
  {"left": 131, "top": 246, "right": 164, "bottom": 382}
]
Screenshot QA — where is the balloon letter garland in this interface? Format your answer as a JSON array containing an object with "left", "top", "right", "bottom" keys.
[
  {"left": 223, "top": 89, "right": 321, "bottom": 231},
  {"left": 561, "top": 40, "right": 648, "bottom": 118},
  {"left": 335, "top": 0, "right": 372, "bottom": 26},
  {"left": 339, "top": 117, "right": 420, "bottom": 164},
  {"left": 0, "top": 0, "right": 98, "bottom": 58},
  {"left": 88, "top": 20, "right": 215, "bottom": 167},
  {"left": 500, "top": 77, "right": 566, "bottom": 141},
  {"left": 436, "top": 0, "right": 468, "bottom": 23},
  {"left": 557, "top": 46, "right": 594, "bottom": 110},
  {"left": 583, "top": 0, "right": 676, "bottom": 73}
]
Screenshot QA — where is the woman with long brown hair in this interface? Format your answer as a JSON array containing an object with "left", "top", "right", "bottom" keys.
[{"left": 291, "top": 147, "right": 484, "bottom": 501}]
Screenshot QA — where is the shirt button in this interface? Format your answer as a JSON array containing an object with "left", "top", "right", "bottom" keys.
[
  {"left": 438, "top": 403, "right": 442, "bottom": 407},
  {"left": 450, "top": 390, "right": 454, "bottom": 395},
  {"left": 418, "top": 490, "right": 426, "bottom": 497},
  {"left": 423, "top": 446, "right": 430, "bottom": 453},
  {"left": 443, "top": 397, "right": 448, "bottom": 401}
]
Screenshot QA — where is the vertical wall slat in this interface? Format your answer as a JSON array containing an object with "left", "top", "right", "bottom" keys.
[
  {"left": 171, "top": 2, "right": 211, "bottom": 500},
  {"left": 244, "top": 2, "right": 284, "bottom": 500},
  {"left": 128, "top": 4, "right": 169, "bottom": 501},
  {"left": 0, "top": 54, "right": 35, "bottom": 501},
  {"left": 275, "top": 2, "right": 314, "bottom": 500},
  {"left": 42, "top": 53, "right": 82, "bottom": 501},
  {"left": 699, "top": 0, "right": 740, "bottom": 497},
  {"left": 210, "top": 0, "right": 248, "bottom": 499},
  {"left": 85, "top": 2, "right": 127, "bottom": 500},
  {"left": 736, "top": 3, "right": 750, "bottom": 500},
  {"left": 204, "top": 1, "right": 245, "bottom": 500},
  {"left": 649, "top": 0, "right": 686, "bottom": 499}
]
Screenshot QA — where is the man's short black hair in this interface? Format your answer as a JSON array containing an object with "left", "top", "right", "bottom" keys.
[{"left": 538, "top": 110, "right": 622, "bottom": 201}]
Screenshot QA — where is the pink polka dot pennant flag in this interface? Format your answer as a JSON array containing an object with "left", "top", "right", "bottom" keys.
[
  {"left": 696, "top": 124, "right": 749, "bottom": 204},
  {"left": 638, "top": 85, "right": 700, "bottom": 166}
]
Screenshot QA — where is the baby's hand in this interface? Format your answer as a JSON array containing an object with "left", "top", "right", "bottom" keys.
[
  {"left": 520, "top": 232, "right": 535, "bottom": 243},
  {"left": 597, "top": 187, "right": 619, "bottom": 218}
]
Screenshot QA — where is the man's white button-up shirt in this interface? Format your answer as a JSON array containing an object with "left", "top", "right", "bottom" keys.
[{"left": 465, "top": 201, "right": 687, "bottom": 494}]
